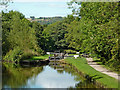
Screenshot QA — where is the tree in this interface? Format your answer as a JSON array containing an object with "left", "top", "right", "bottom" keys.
[
  {"left": 43, "top": 21, "right": 68, "bottom": 50},
  {"left": 2, "top": 11, "right": 43, "bottom": 61},
  {"left": 67, "top": 1, "right": 119, "bottom": 71},
  {"left": 30, "top": 16, "right": 35, "bottom": 20}
]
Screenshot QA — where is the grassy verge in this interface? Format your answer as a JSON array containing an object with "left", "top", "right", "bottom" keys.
[
  {"left": 64, "top": 57, "right": 118, "bottom": 88},
  {"left": 28, "top": 55, "right": 49, "bottom": 61}
]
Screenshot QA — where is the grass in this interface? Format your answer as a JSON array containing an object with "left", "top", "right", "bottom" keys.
[
  {"left": 64, "top": 57, "right": 118, "bottom": 88},
  {"left": 28, "top": 54, "right": 49, "bottom": 61}
]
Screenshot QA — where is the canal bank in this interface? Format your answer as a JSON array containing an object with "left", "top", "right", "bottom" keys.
[
  {"left": 24, "top": 54, "right": 118, "bottom": 88},
  {"left": 63, "top": 57, "right": 118, "bottom": 88},
  {"left": 2, "top": 54, "right": 118, "bottom": 88}
]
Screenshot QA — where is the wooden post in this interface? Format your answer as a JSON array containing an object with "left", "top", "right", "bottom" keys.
[{"left": 49, "top": 56, "right": 50, "bottom": 61}]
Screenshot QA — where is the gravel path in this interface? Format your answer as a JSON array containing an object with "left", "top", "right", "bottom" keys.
[{"left": 86, "top": 58, "right": 118, "bottom": 80}]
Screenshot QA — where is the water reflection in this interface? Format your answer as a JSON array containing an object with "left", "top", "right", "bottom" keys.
[
  {"left": 25, "top": 66, "right": 79, "bottom": 88},
  {"left": 2, "top": 63, "right": 44, "bottom": 88},
  {"left": 2, "top": 61, "right": 98, "bottom": 88}
]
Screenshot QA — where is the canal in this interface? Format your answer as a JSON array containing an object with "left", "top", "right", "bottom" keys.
[{"left": 2, "top": 61, "right": 98, "bottom": 88}]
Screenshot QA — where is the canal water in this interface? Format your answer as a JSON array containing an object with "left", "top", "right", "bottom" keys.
[{"left": 2, "top": 61, "right": 98, "bottom": 88}]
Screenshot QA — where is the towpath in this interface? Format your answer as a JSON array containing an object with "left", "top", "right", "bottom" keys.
[{"left": 86, "top": 58, "right": 118, "bottom": 80}]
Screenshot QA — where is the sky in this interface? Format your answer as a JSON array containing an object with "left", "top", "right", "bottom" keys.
[
  {"left": 13, "top": 0, "right": 72, "bottom": 2},
  {"left": 5, "top": 0, "right": 73, "bottom": 18}
]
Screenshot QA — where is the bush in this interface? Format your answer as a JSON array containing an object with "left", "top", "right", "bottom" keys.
[{"left": 4, "top": 47, "right": 23, "bottom": 62}]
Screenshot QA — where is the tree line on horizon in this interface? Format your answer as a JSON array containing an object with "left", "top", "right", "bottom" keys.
[
  {"left": 2, "top": 1, "right": 119, "bottom": 71},
  {"left": 29, "top": 16, "right": 64, "bottom": 25}
]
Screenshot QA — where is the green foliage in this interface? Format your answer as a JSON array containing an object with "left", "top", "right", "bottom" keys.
[
  {"left": 4, "top": 47, "right": 23, "bottom": 61},
  {"left": 2, "top": 2, "right": 119, "bottom": 71},
  {"left": 2, "top": 11, "right": 43, "bottom": 61},
  {"left": 40, "top": 15, "right": 75, "bottom": 51},
  {"left": 66, "top": 2, "right": 119, "bottom": 71},
  {"left": 43, "top": 21, "right": 68, "bottom": 50}
]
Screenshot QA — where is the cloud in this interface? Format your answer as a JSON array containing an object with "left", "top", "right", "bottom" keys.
[
  {"left": 48, "top": 4, "right": 66, "bottom": 8},
  {"left": 26, "top": 66, "right": 79, "bottom": 88},
  {"left": 14, "top": 0, "right": 71, "bottom": 2}
]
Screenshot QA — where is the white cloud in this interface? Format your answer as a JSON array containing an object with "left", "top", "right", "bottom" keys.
[
  {"left": 14, "top": 0, "right": 71, "bottom": 2},
  {"left": 26, "top": 66, "right": 79, "bottom": 88}
]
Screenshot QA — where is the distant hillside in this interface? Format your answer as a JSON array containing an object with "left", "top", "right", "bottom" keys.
[{"left": 27, "top": 16, "right": 64, "bottom": 25}]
